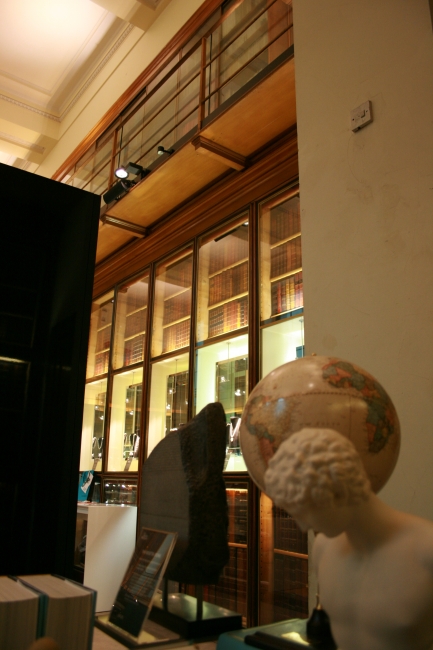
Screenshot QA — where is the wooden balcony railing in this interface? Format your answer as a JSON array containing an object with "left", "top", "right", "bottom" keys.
[{"left": 61, "top": 0, "right": 293, "bottom": 205}]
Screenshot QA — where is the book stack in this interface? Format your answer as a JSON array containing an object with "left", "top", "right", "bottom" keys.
[
  {"left": 209, "top": 261, "right": 248, "bottom": 306},
  {"left": 208, "top": 297, "right": 248, "bottom": 338},
  {"left": 124, "top": 334, "right": 145, "bottom": 366},
  {"left": 0, "top": 574, "right": 96, "bottom": 650},
  {"left": 162, "top": 318, "right": 190, "bottom": 352},
  {"left": 271, "top": 271, "right": 303, "bottom": 316}
]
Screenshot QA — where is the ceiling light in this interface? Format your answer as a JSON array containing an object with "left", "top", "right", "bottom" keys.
[{"left": 157, "top": 145, "right": 174, "bottom": 156}]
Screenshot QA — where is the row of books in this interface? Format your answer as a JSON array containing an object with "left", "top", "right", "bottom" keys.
[
  {"left": 163, "top": 256, "right": 193, "bottom": 293},
  {"left": 269, "top": 197, "right": 300, "bottom": 245},
  {"left": 271, "top": 271, "right": 303, "bottom": 315},
  {"left": 0, "top": 574, "right": 95, "bottom": 650},
  {"left": 209, "top": 261, "right": 248, "bottom": 306},
  {"left": 124, "top": 278, "right": 148, "bottom": 315},
  {"left": 273, "top": 507, "right": 308, "bottom": 555},
  {"left": 95, "top": 324, "right": 111, "bottom": 353},
  {"left": 163, "top": 288, "right": 192, "bottom": 326},
  {"left": 94, "top": 349, "right": 110, "bottom": 375},
  {"left": 270, "top": 234, "right": 302, "bottom": 278},
  {"left": 209, "top": 296, "right": 248, "bottom": 338},
  {"left": 124, "top": 307, "right": 147, "bottom": 338},
  {"left": 123, "top": 333, "right": 145, "bottom": 366},
  {"left": 162, "top": 318, "right": 190, "bottom": 352},
  {"left": 208, "top": 228, "right": 249, "bottom": 276}
]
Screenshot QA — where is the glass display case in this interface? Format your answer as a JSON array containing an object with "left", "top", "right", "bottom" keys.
[{"left": 103, "top": 478, "right": 138, "bottom": 505}]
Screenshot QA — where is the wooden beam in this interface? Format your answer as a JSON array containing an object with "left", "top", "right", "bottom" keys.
[
  {"left": 192, "top": 135, "right": 247, "bottom": 171},
  {"left": 100, "top": 214, "right": 149, "bottom": 237}
]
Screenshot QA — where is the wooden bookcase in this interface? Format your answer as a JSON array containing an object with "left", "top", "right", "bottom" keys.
[{"left": 79, "top": 171, "right": 305, "bottom": 626}]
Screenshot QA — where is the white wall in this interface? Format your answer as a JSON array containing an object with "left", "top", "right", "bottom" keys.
[{"left": 293, "top": 0, "right": 433, "bottom": 518}]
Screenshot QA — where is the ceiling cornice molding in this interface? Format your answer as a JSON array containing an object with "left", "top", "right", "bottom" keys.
[
  {"left": 0, "top": 131, "right": 45, "bottom": 153},
  {"left": 0, "top": 94, "right": 60, "bottom": 122},
  {"left": 59, "top": 23, "right": 135, "bottom": 120}
]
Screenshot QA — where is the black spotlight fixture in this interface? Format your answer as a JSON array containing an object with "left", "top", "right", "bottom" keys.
[
  {"left": 114, "top": 162, "right": 149, "bottom": 180},
  {"left": 103, "top": 179, "right": 133, "bottom": 205},
  {"left": 157, "top": 145, "right": 174, "bottom": 156}
]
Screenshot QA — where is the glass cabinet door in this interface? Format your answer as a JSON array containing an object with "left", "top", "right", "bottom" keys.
[
  {"left": 80, "top": 379, "right": 108, "bottom": 471},
  {"left": 86, "top": 291, "right": 114, "bottom": 379},
  {"left": 107, "top": 367, "right": 143, "bottom": 471},
  {"left": 196, "top": 215, "right": 248, "bottom": 344},
  {"left": 112, "top": 273, "right": 149, "bottom": 370},
  {"left": 151, "top": 247, "right": 193, "bottom": 358},
  {"left": 147, "top": 352, "right": 190, "bottom": 457},
  {"left": 196, "top": 215, "right": 249, "bottom": 471},
  {"left": 259, "top": 188, "right": 304, "bottom": 377}
]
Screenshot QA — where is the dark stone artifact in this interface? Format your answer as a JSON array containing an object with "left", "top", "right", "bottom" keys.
[{"left": 140, "top": 401, "right": 229, "bottom": 585}]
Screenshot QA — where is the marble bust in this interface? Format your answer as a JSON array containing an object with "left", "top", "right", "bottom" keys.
[{"left": 264, "top": 428, "right": 433, "bottom": 650}]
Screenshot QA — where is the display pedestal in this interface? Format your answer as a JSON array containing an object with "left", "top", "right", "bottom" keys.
[{"left": 149, "top": 592, "right": 242, "bottom": 639}]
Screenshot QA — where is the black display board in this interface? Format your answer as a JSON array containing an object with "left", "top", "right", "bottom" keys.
[{"left": 0, "top": 163, "right": 100, "bottom": 577}]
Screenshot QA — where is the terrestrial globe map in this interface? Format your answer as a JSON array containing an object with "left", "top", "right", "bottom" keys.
[{"left": 239, "top": 355, "right": 401, "bottom": 494}]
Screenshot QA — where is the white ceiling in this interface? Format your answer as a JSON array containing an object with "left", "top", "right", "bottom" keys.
[{"left": 0, "top": 0, "right": 171, "bottom": 172}]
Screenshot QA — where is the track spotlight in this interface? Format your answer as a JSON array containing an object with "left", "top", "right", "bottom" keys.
[
  {"left": 103, "top": 179, "right": 133, "bottom": 205},
  {"left": 157, "top": 145, "right": 174, "bottom": 156},
  {"left": 114, "top": 162, "right": 149, "bottom": 180}
]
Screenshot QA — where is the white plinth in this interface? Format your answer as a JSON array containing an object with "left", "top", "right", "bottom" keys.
[{"left": 78, "top": 503, "right": 137, "bottom": 612}]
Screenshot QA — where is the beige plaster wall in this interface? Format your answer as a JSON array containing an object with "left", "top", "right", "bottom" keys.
[
  {"left": 293, "top": 0, "right": 433, "bottom": 518},
  {"left": 37, "top": 0, "right": 206, "bottom": 179}
]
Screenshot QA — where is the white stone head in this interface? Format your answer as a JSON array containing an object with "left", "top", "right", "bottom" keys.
[{"left": 264, "top": 428, "right": 371, "bottom": 531}]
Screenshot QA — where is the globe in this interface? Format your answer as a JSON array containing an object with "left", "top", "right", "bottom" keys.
[{"left": 239, "top": 355, "right": 401, "bottom": 494}]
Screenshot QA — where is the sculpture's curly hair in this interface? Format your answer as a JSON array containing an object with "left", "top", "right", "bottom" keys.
[{"left": 264, "top": 428, "right": 371, "bottom": 513}]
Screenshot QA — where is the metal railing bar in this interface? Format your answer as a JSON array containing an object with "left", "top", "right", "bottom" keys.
[
  {"left": 203, "top": 23, "right": 292, "bottom": 103},
  {"left": 134, "top": 105, "right": 199, "bottom": 167},
  {"left": 114, "top": 71, "right": 201, "bottom": 159}
]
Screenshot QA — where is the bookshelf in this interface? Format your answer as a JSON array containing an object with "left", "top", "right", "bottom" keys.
[
  {"left": 86, "top": 291, "right": 114, "bottom": 379},
  {"left": 197, "top": 216, "right": 249, "bottom": 343},
  {"left": 152, "top": 248, "right": 193, "bottom": 357}
]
